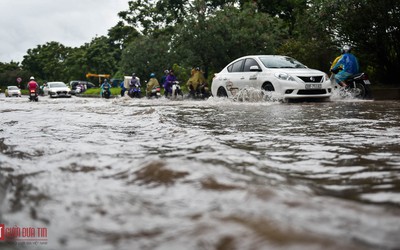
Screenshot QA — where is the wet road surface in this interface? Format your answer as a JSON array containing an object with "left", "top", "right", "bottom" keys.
[{"left": 0, "top": 93, "right": 400, "bottom": 249}]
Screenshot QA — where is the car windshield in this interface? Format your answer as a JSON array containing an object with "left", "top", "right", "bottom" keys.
[
  {"left": 49, "top": 82, "right": 66, "bottom": 88},
  {"left": 259, "top": 56, "right": 307, "bottom": 69},
  {"left": 9, "top": 86, "right": 19, "bottom": 90}
]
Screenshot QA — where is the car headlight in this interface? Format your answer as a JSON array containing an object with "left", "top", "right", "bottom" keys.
[
  {"left": 323, "top": 74, "right": 330, "bottom": 82},
  {"left": 274, "top": 72, "right": 295, "bottom": 81}
]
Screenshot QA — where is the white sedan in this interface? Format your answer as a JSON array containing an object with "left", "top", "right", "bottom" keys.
[
  {"left": 44, "top": 82, "right": 72, "bottom": 98},
  {"left": 211, "top": 55, "right": 333, "bottom": 101},
  {"left": 5, "top": 86, "right": 22, "bottom": 97}
]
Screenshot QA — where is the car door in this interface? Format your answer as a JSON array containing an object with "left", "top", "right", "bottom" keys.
[
  {"left": 242, "top": 58, "right": 261, "bottom": 89},
  {"left": 223, "top": 59, "right": 245, "bottom": 96}
]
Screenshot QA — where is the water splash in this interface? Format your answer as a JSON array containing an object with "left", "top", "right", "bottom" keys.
[{"left": 232, "top": 87, "right": 283, "bottom": 102}]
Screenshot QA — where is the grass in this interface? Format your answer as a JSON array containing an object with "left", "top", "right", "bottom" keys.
[{"left": 84, "top": 88, "right": 121, "bottom": 96}]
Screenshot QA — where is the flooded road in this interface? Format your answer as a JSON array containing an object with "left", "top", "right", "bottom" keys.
[{"left": 1, "top": 94, "right": 400, "bottom": 250}]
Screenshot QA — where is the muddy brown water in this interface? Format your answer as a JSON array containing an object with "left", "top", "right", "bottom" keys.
[{"left": 0, "top": 94, "right": 399, "bottom": 250}]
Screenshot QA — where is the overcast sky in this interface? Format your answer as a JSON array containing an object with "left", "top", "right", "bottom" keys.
[{"left": 0, "top": 0, "right": 129, "bottom": 63}]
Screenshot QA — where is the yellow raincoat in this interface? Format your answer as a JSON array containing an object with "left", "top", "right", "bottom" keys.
[{"left": 186, "top": 68, "right": 206, "bottom": 90}]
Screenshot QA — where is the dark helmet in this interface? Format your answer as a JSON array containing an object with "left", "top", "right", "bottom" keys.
[{"left": 150, "top": 73, "right": 155, "bottom": 78}]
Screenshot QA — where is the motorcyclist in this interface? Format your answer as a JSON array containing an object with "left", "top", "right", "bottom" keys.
[
  {"left": 39, "top": 81, "right": 47, "bottom": 96},
  {"left": 129, "top": 72, "right": 140, "bottom": 90},
  {"left": 164, "top": 70, "right": 176, "bottom": 97},
  {"left": 120, "top": 80, "right": 126, "bottom": 97},
  {"left": 186, "top": 67, "right": 207, "bottom": 98},
  {"left": 331, "top": 45, "right": 359, "bottom": 87},
  {"left": 160, "top": 70, "right": 169, "bottom": 89},
  {"left": 27, "top": 76, "right": 39, "bottom": 93},
  {"left": 100, "top": 79, "right": 111, "bottom": 97},
  {"left": 146, "top": 73, "right": 160, "bottom": 97},
  {"left": 130, "top": 73, "right": 140, "bottom": 86}
]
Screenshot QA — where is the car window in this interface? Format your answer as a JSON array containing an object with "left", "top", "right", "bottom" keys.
[
  {"left": 228, "top": 60, "right": 244, "bottom": 72},
  {"left": 259, "top": 56, "right": 307, "bottom": 69},
  {"left": 243, "top": 58, "right": 260, "bottom": 72},
  {"left": 49, "top": 82, "right": 66, "bottom": 88}
]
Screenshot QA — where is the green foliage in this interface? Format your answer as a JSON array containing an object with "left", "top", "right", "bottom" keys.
[
  {"left": 22, "top": 41, "right": 69, "bottom": 81},
  {"left": 120, "top": 34, "right": 174, "bottom": 81},
  {"left": 0, "top": 61, "right": 32, "bottom": 89},
  {"left": 313, "top": 0, "right": 400, "bottom": 84}
]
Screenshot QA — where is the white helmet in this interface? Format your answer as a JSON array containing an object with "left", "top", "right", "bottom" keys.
[
  {"left": 30, "top": 76, "right": 35, "bottom": 80},
  {"left": 342, "top": 45, "right": 351, "bottom": 53}
]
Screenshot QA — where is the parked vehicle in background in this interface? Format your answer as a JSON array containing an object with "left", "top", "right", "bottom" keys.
[
  {"left": 69, "top": 81, "right": 96, "bottom": 95},
  {"left": 5, "top": 86, "right": 22, "bottom": 97},
  {"left": 44, "top": 82, "right": 72, "bottom": 98},
  {"left": 211, "top": 55, "right": 332, "bottom": 101}
]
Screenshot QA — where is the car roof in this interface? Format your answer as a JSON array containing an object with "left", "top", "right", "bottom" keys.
[
  {"left": 48, "top": 81, "right": 66, "bottom": 85},
  {"left": 236, "top": 55, "right": 287, "bottom": 60}
]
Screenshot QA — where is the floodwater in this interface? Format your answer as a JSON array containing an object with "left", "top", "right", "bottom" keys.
[{"left": 0, "top": 92, "right": 399, "bottom": 250}]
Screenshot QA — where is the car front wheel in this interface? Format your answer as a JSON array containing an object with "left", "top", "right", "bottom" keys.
[
  {"left": 262, "top": 82, "right": 275, "bottom": 91},
  {"left": 217, "top": 87, "right": 228, "bottom": 97}
]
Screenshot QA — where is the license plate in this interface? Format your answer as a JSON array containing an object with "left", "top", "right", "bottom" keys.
[
  {"left": 364, "top": 80, "right": 371, "bottom": 85},
  {"left": 305, "top": 84, "right": 321, "bottom": 89}
]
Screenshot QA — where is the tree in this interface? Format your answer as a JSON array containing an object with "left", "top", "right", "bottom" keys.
[
  {"left": 315, "top": 0, "right": 400, "bottom": 84},
  {"left": 0, "top": 61, "right": 31, "bottom": 89},
  {"left": 173, "top": 1, "right": 286, "bottom": 77},
  {"left": 22, "top": 42, "right": 70, "bottom": 81},
  {"left": 85, "top": 36, "right": 118, "bottom": 79},
  {"left": 251, "top": 0, "right": 308, "bottom": 35},
  {"left": 120, "top": 34, "right": 173, "bottom": 80},
  {"left": 63, "top": 46, "right": 89, "bottom": 82}
]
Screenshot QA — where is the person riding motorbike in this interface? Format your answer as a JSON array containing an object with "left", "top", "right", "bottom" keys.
[
  {"left": 100, "top": 79, "right": 111, "bottom": 97},
  {"left": 186, "top": 67, "right": 208, "bottom": 98},
  {"left": 331, "top": 45, "right": 359, "bottom": 87},
  {"left": 160, "top": 70, "right": 169, "bottom": 89},
  {"left": 130, "top": 73, "right": 140, "bottom": 88},
  {"left": 164, "top": 70, "right": 176, "bottom": 97},
  {"left": 27, "top": 76, "right": 39, "bottom": 93},
  {"left": 39, "top": 81, "right": 47, "bottom": 96},
  {"left": 146, "top": 73, "right": 160, "bottom": 97},
  {"left": 120, "top": 80, "right": 126, "bottom": 97}
]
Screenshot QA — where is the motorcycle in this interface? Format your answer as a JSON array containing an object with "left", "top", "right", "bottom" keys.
[
  {"left": 102, "top": 85, "right": 111, "bottom": 99},
  {"left": 331, "top": 68, "right": 372, "bottom": 99},
  {"left": 171, "top": 81, "right": 183, "bottom": 99},
  {"left": 29, "top": 89, "right": 38, "bottom": 102},
  {"left": 148, "top": 86, "right": 161, "bottom": 99},
  {"left": 188, "top": 82, "right": 211, "bottom": 100},
  {"left": 128, "top": 83, "right": 141, "bottom": 98}
]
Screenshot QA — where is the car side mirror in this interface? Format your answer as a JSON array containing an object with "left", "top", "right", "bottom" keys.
[{"left": 250, "top": 65, "right": 262, "bottom": 72}]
